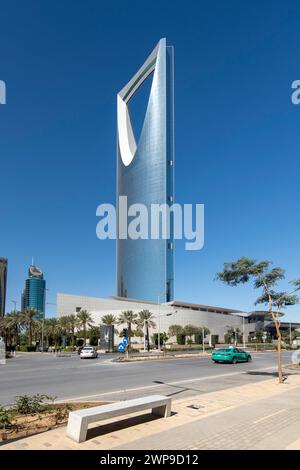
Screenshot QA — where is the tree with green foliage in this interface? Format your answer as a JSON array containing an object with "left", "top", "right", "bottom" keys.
[
  {"left": 118, "top": 310, "right": 138, "bottom": 349},
  {"left": 89, "top": 326, "right": 100, "bottom": 346},
  {"left": 19, "top": 308, "right": 40, "bottom": 346},
  {"left": 216, "top": 257, "right": 300, "bottom": 383},
  {"left": 183, "top": 324, "right": 199, "bottom": 343},
  {"left": 168, "top": 324, "right": 183, "bottom": 337},
  {"left": 76, "top": 310, "right": 94, "bottom": 346},
  {"left": 44, "top": 318, "right": 60, "bottom": 347},
  {"left": 224, "top": 326, "right": 242, "bottom": 345},
  {"left": 0, "top": 311, "right": 21, "bottom": 348},
  {"left": 152, "top": 332, "right": 169, "bottom": 349},
  {"left": 57, "top": 315, "right": 79, "bottom": 347},
  {"left": 67, "top": 314, "right": 79, "bottom": 347},
  {"left": 136, "top": 310, "right": 156, "bottom": 351},
  {"left": 194, "top": 326, "right": 210, "bottom": 345},
  {"left": 101, "top": 314, "right": 118, "bottom": 325}
]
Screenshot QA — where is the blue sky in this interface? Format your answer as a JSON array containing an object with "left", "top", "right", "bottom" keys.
[{"left": 1, "top": 0, "right": 300, "bottom": 320}]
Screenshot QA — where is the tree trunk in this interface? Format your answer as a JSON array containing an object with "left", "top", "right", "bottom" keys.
[
  {"left": 146, "top": 324, "right": 150, "bottom": 352},
  {"left": 84, "top": 324, "right": 86, "bottom": 346},
  {"left": 128, "top": 323, "right": 131, "bottom": 349},
  {"left": 28, "top": 324, "right": 32, "bottom": 346},
  {"left": 271, "top": 312, "right": 283, "bottom": 383}
]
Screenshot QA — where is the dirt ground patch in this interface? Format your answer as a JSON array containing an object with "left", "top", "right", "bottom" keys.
[
  {"left": 286, "top": 364, "right": 300, "bottom": 371},
  {"left": 0, "top": 402, "right": 109, "bottom": 443}
]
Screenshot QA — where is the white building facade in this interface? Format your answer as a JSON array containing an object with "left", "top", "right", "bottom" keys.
[{"left": 57, "top": 293, "right": 256, "bottom": 344}]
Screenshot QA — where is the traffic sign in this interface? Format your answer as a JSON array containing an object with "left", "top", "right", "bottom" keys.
[
  {"left": 118, "top": 343, "right": 125, "bottom": 352},
  {"left": 122, "top": 337, "right": 129, "bottom": 346}
]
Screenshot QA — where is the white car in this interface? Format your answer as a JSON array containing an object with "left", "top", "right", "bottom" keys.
[{"left": 80, "top": 346, "right": 98, "bottom": 359}]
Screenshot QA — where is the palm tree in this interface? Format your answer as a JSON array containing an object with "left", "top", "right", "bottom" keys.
[
  {"left": 118, "top": 310, "right": 138, "bottom": 349},
  {"left": 58, "top": 316, "right": 69, "bottom": 336},
  {"left": 76, "top": 310, "right": 94, "bottom": 345},
  {"left": 0, "top": 311, "right": 21, "bottom": 348},
  {"left": 101, "top": 314, "right": 118, "bottom": 337},
  {"left": 5, "top": 311, "right": 22, "bottom": 347},
  {"left": 19, "top": 308, "right": 40, "bottom": 346},
  {"left": 67, "top": 314, "right": 79, "bottom": 347},
  {"left": 101, "top": 314, "right": 117, "bottom": 325},
  {"left": 44, "top": 318, "right": 62, "bottom": 346},
  {"left": 44, "top": 318, "right": 59, "bottom": 347},
  {"left": 136, "top": 310, "right": 156, "bottom": 351}
]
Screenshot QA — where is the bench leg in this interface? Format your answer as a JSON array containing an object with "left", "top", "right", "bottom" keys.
[
  {"left": 152, "top": 401, "right": 171, "bottom": 418},
  {"left": 67, "top": 414, "right": 89, "bottom": 443}
]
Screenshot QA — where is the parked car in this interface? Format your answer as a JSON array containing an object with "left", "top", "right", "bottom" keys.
[
  {"left": 80, "top": 346, "right": 98, "bottom": 359},
  {"left": 211, "top": 347, "right": 252, "bottom": 364}
]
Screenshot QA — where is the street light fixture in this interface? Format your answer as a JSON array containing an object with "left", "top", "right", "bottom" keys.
[{"left": 154, "top": 310, "right": 177, "bottom": 352}]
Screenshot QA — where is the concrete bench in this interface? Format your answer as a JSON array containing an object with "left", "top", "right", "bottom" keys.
[{"left": 66, "top": 394, "right": 172, "bottom": 443}]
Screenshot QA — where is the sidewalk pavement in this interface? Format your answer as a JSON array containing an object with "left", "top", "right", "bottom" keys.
[{"left": 2, "top": 374, "right": 300, "bottom": 450}]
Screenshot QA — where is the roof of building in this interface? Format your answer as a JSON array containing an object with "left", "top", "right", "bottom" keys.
[
  {"left": 113, "top": 297, "right": 248, "bottom": 316},
  {"left": 247, "top": 310, "right": 285, "bottom": 320},
  {"left": 168, "top": 300, "right": 244, "bottom": 315}
]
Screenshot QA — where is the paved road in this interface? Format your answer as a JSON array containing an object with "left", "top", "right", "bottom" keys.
[{"left": 0, "top": 351, "right": 292, "bottom": 405}]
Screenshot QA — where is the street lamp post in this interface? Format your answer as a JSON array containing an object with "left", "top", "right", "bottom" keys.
[
  {"left": 157, "top": 291, "right": 166, "bottom": 352},
  {"left": 155, "top": 310, "right": 177, "bottom": 352},
  {"left": 143, "top": 319, "right": 149, "bottom": 352},
  {"left": 11, "top": 301, "right": 18, "bottom": 357},
  {"left": 42, "top": 298, "right": 56, "bottom": 352}
]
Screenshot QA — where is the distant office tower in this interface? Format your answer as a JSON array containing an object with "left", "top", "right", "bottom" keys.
[
  {"left": 116, "top": 38, "right": 174, "bottom": 303},
  {"left": 0, "top": 258, "right": 8, "bottom": 316},
  {"left": 21, "top": 265, "right": 46, "bottom": 320}
]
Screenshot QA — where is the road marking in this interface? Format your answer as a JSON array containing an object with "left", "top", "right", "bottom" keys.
[
  {"left": 253, "top": 409, "right": 286, "bottom": 424},
  {"left": 58, "top": 365, "right": 280, "bottom": 403}
]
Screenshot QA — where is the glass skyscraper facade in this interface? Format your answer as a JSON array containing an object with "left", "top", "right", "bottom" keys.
[
  {"left": 21, "top": 265, "right": 46, "bottom": 320},
  {"left": 0, "top": 258, "right": 8, "bottom": 316},
  {"left": 117, "top": 38, "right": 174, "bottom": 303}
]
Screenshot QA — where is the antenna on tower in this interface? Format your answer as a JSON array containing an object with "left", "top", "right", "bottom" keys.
[{"left": 31, "top": 256, "right": 34, "bottom": 266}]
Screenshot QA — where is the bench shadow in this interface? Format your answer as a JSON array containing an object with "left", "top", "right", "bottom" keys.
[{"left": 86, "top": 411, "right": 177, "bottom": 441}]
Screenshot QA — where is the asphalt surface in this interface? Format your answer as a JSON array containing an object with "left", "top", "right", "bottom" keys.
[{"left": 0, "top": 351, "right": 293, "bottom": 406}]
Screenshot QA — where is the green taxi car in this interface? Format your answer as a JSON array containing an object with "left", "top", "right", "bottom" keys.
[{"left": 211, "top": 347, "right": 252, "bottom": 364}]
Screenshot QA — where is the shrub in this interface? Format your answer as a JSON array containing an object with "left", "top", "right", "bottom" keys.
[
  {"left": 52, "top": 404, "right": 72, "bottom": 425},
  {"left": 176, "top": 334, "right": 186, "bottom": 345},
  {"left": 19, "top": 345, "right": 36, "bottom": 352},
  {"left": 14, "top": 394, "right": 56, "bottom": 415},
  {"left": 0, "top": 406, "right": 13, "bottom": 429},
  {"left": 168, "top": 324, "right": 183, "bottom": 337},
  {"left": 152, "top": 333, "right": 169, "bottom": 348},
  {"left": 194, "top": 333, "right": 202, "bottom": 344}
]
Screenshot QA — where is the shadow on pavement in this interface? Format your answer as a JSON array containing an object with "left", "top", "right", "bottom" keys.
[
  {"left": 86, "top": 411, "right": 177, "bottom": 441},
  {"left": 153, "top": 380, "right": 204, "bottom": 397}
]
